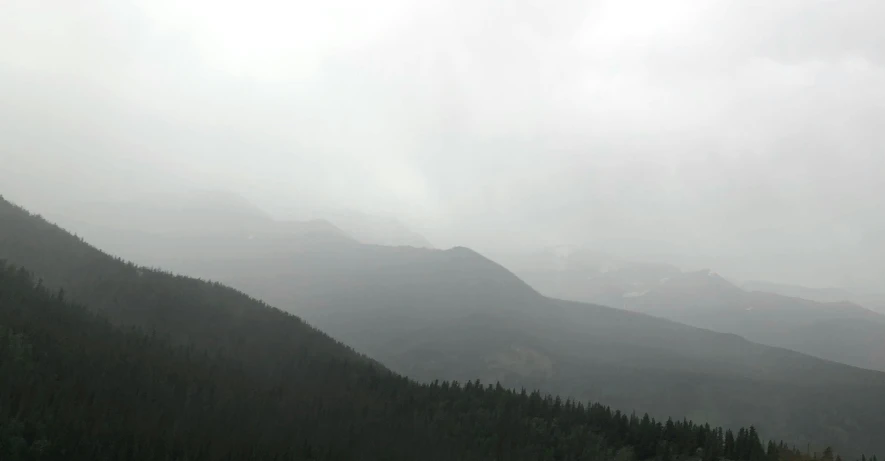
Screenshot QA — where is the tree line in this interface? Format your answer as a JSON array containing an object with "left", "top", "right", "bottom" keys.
[{"left": 1, "top": 262, "right": 875, "bottom": 461}]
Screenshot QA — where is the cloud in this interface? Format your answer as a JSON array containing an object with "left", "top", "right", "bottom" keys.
[{"left": 1, "top": 0, "right": 884, "bottom": 287}]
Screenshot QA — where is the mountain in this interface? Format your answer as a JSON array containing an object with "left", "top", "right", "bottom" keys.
[
  {"left": 43, "top": 193, "right": 437, "bottom": 277},
  {"left": 312, "top": 209, "right": 434, "bottom": 248},
  {"left": 491, "top": 247, "right": 684, "bottom": 309},
  {"left": 1, "top": 195, "right": 825, "bottom": 461},
  {"left": 507, "top": 251, "right": 885, "bottom": 373},
  {"left": 743, "top": 280, "right": 885, "bottom": 315},
  {"left": 36, "top": 189, "right": 273, "bottom": 233},
  {"left": 217, "top": 249, "right": 885, "bottom": 457},
  {"left": 625, "top": 271, "right": 885, "bottom": 372},
  {"left": 41, "top": 192, "right": 356, "bottom": 271},
  {"left": 23, "top": 201, "right": 885, "bottom": 457},
  {"left": 742, "top": 281, "right": 857, "bottom": 304}
]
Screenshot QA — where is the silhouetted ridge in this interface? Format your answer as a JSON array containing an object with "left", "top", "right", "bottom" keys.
[{"left": 3, "top": 195, "right": 860, "bottom": 460}]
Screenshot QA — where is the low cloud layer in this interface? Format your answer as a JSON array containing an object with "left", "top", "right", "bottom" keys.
[{"left": 2, "top": 0, "right": 884, "bottom": 288}]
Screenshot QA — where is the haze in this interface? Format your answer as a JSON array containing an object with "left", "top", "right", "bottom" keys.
[{"left": 2, "top": 0, "right": 884, "bottom": 291}]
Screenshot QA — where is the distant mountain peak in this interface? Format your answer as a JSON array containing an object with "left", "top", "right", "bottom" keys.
[
  {"left": 446, "top": 246, "right": 479, "bottom": 255},
  {"left": 658, "top": 269, "right": 742, "bottom": 293},
  {"left": 310, "top": 209, "right": 434, "bottom": 249}
]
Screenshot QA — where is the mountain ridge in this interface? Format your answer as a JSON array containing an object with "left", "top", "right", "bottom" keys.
[
  {"left": 3, "top": 194, "right": 846, "bottom": 461},
  {"left": 502, "top": 249, "right": 885, "bottom": 372},
  {"left": 4, "top": 196, "right": 885, "bottom": 456}
]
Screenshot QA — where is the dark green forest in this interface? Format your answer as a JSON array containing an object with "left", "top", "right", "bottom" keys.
[
  {"left": 103, "top": 201, "right": 885, "bottom": 456},
  {"left": 0, "top": 196, "right": 879, "bottom": 460},
  {"left": 0, "top": 263, "right": 849, "bottom": 461}
]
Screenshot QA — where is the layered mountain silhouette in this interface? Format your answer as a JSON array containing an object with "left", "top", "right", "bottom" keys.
[
  {"left": 313, "top": 209, "right": 434, "bottom": 248},
  {"left": 742, "top": 281, "right": 858, "bottom": 304},
  {"left": 743, "top": 280, "right": 885, "bottom": 316},
  {"left": 10, "top": 195, "right": 789, "bottom": 460},
  {"left": 44, "top": 192, "right": 356, "bottom": 271},
  {"left": 8, "top": 195, "right": 883, "bottom": 457},
  {"left": 45, "top": 192, "right": 436, "bottom": 272},
  {"left": 503, "top": 248, "right": 885, "bottom": 373}
]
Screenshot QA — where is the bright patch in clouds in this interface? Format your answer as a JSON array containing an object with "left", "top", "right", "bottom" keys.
[{"left": 134, "top": 0, "right": 417, "bottom": 81}]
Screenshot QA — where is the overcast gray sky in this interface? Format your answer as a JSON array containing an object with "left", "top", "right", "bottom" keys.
[{"left": 2, "top": 0, "right": 884, "bottom": 288}]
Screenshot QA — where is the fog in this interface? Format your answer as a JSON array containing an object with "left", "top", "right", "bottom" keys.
[{"left": 2, "top": 0, "right": 884, "bottom": 290}]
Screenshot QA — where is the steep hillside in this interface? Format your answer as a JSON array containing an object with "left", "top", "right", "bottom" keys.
[
  {"left": 0, "top": 197, "right": 364, "bottom": 374},
  {"left": 743, "top": 280, "right": 885, "bottom": 315},
  {"left": 3, "top": 265, "right": 792, "bottom": 461},
  {"left": 494, "top": 247, "right": 683, "bottom": 310},
  {"left": 42, "top": 194, "right": 356, "bottom": 273},
  {"left": 314, "top": 209, "right": 435, "bottom": 248},
  {"left": 47, "top": 193, "right": 433, "bottom": 262},
  {"left": 302, "top": 290, "right": 885, "bottom": 458},
  {"left": 505, "top": 252, "right": 885, "bottom": 373},
  {"left": 18, "top": 199, "right": 884, "bottom": 457},
  {"left": 614, "top": 270, "right": 885, "bottom": 372},
  {"left": 742, "top": 281, "right": 857, "bottom": 304},
  {"left": 0, "top": 196, "right": 831, "bottom": 461},
  {"left": 204, "top": 258, "right": 885, "bottom": 457}
]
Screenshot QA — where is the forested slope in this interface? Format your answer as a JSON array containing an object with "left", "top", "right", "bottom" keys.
[
  {"left": 0, "top": 196, "right": 880, "bottom": 460},
  {"left": 130, "top": 227, "right": 885, "bottom": 457},
  {"left": 0, "top": 195, "right": 849, "bottom": 460},
  {"left": 1, "top": 265, "right": 831, "bottom": 461}
]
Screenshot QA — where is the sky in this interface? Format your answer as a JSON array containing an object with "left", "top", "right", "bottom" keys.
[{"left": 2, "top": 0, "right": 884, "bottom": 289}]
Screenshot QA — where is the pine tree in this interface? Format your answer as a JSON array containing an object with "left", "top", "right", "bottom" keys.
[
  {"left": 823, "top": 447, "right": 835, "bottom": 461},
  {"left": 768, "top": 440, "right": 779, "bottom": 461},
  {"left": 725, "top": 429, "right": 736, "bottom": 459}
]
